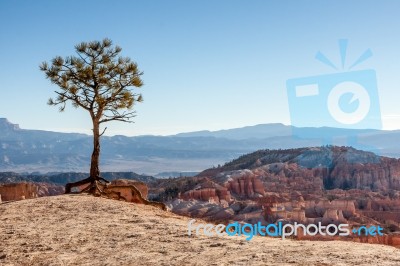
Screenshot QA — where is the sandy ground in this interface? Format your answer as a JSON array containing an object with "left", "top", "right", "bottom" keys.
[{"left": 0, "top": 195, "right": 399, "bottom": 266}]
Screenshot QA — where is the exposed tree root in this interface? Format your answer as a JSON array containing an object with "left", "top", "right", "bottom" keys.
[{"left": 65, "top": 177, "right": 167, "bottom": 211}]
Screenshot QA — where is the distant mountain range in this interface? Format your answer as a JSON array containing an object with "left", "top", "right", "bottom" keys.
[{"left": 1, "top": 117, "right": 400, "bottom": 174}]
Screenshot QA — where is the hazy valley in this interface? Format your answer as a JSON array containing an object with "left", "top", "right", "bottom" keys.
[{"left": 1, "top": 117, "right": 400, "bottom": 175}]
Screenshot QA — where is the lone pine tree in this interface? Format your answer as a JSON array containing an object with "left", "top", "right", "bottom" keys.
[{"left": 40, "top": 38, "right": 143, "bottom": 194}]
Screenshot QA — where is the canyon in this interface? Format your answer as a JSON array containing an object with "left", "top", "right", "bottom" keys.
[
  {"left": 2, "top": 146, "right": 400, "bottom": 248},
  {"left": 164, "top": 146, "right": 400, "bottom": 247}
]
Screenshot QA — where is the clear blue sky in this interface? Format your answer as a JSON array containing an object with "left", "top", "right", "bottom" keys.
[{"left": 1, "top": 0, "right": 400, "bottom": 135}]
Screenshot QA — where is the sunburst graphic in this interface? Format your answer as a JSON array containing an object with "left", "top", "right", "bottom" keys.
[{"left": 315, "top": 39, "right": 373, "bottom": 70}]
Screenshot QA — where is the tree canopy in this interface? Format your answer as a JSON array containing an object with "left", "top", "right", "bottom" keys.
[{"left": 40, "top": 38, "right": 143, "bottom": 126}]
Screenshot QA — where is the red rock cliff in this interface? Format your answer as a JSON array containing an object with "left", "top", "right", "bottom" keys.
[{"left": 0, "top": 183, "right": 38, "bottom": 201}]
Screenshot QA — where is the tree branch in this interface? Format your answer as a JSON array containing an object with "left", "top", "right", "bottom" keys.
[
  {"left": 99, "top": 127, "right": 107, "bottom": 136},
  {"left": 54, "top": 91, "right": 90, "bottom": 111}
]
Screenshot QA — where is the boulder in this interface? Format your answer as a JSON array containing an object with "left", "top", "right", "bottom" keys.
[
  {"left": 0, "top": 183, "right": 38, "bottom": 201},
  {"left": 110, "top": 179, "right": 148, "bottom": 199}
]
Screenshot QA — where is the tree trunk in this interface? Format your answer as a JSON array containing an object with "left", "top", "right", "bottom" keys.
[
  {"left": 90, "top": 120, "right": 101, "bottom": 180},
  {"left": 65, "top": 119, "right": 103, "bottom": 194}
]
